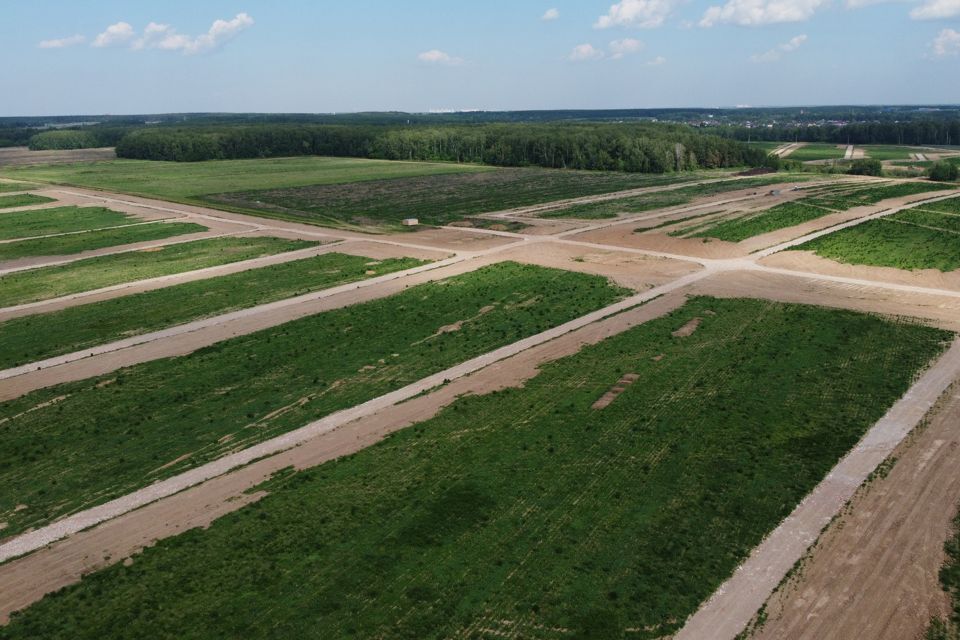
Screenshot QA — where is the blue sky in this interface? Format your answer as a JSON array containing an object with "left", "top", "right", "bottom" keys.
[{"left": 2, "top": 0, "right": 959, "bottom": 115}]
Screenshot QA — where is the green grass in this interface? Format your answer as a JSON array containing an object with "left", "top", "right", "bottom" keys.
[
  {"left": 862, "top": 146, "right": 930, "bottom": 161},
  {"left": 926, "top": 510, "right": 960, "bottom": 638},
  {"left": 0, "top": 194, "right": 54, "bottom": 209},
  {"left": 0, "top": 297, "right": 948, "bottom": 639},
  {"left": 0, "top": 222, "right": 207, "bottom": 261},
  {"left": 806, "top": 181, "right": 953, "bottom": 211},
  {"left": 0, "top": 181, "right": 35, "bottom": 193},
  {"left": 541, "top": 175, "right": 803, "bottom": 220},
  {"left": 0, "top": 263, "right": 628, "bottom": 538},
  {"left": 920, "top": 196, "right": 960, "bottom": 215},
  {"left": 0, "top": 157, "right": 491, "bottom": 200},
  {"left": 690, "top": 202, "right": 834, "bottom": 242},
  {"left": 797, "top": 214, "right": 960, "bottom": 271},
  {"left": 0, "top": 206, "right": 146, "bottom": 241},
  {"left": 0, "top": 253, "right": 426, "bottom": 370},
  {"left": 786, "top": 144, "right": 848, "bottom": 162},
  {"left": 204, "top": 168, "right": 710, "bottom": 231},
  {"left": 746, "top": 141, "right": 784, "bottom": 153},
  {"left": 0, "top": 236, "right": 317, "bottom": 308}
]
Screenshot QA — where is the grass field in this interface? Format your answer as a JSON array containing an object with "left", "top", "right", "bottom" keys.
[
  {"left": 0, "top": 181, "right": 35, "bottom": 193},
  {"left": 920, "top": 196, "right": 960, "bottom": 215},
  {"left": 806, "top": 181, "right": 953, "bottom": 211},
  {"left": 0, "top": 222, "right": 207, "bottom": 261},
  {"left": 746, "top": 141, "right": 784, "bottom": 153},
  {"left": 787, "top": 144, "right": 847, "bottom": 162},
  {"left": 0, "top": 194, "right": 54, "bottom": 209},
  {"left": 0, "top": 253, "right": 426, "bottom": 370},
  {"left": 0, "top": 236, "right": 317, "bottom": 308},
  {"left": 0, "top": 263, "right": 628, "bottom": 538},
  {"left": 862, "top": 146, "right": 929, "bottom": 161},
  {"left": 0, "top": 157, "right": 491, "bottom": 200},
  {"left": 797, "top": 211, "right": 960, "bottom": 271},
  {"left": 204, "top": 168, "right": 711, "bottom": 230},
  {"left": 689, "top": 202, "right": 833, "bottom": 242},
  {"left": 0, "top": 297, "right": 948, "bottom": 639},
  {"left": 0, "top": 206, "right": 146, "bottom": 241},
  {"left": 540, "top": 175, "right": 802, "bottom": 220}
]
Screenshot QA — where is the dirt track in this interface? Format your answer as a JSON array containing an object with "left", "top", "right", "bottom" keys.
[
  {"left": 747, "top": 383, "right": 960, "bottom": 640},
  {"left": 0, "top": 147, "right": 116, "bottom": 167}
]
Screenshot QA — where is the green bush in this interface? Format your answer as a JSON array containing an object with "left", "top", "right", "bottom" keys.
[
  {"left": 930, "top": 161, "right": 959, "bottom": 183},
  {"left": 28, "top": 129, "right": 100, "bottom": 151},
  {"left": 847, "top": 159, "right": 883, "bottom": 176}
]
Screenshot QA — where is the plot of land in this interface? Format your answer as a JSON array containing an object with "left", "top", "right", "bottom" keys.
[
  {"left": 204, "top": 168, "right": 708, "bottom": 230},
  {"left": 0, "top": 236, "right": 316, "bottom": 308},
  {"left": 0, "top": 194, "right": 54, "bottom": 209},
  {"left": 0, "top": 263, "right": 628, "bottom": 538},
  {"left": 862, "top": 145, "right": 932, "bottom": 161},
  {"left": 786, "top": 144, "right": 847, "bottom": 162},
  {"left": 797, "top": 210, "right": 960, "bottom": 271},
  {"left": 0, "top": 157, "right": 491, "bottom": 200},
  {"left": 805, "top": 181, "right": 951, "bottom": 211},
  {"left": 0, "top": 297, "right": 946, "bottom": 639},
  {"left": 0, "top": 221, "right": 207, "bottom": 261},
  {"left": 0, "top": 181, "right": 35, "bottom": 193},
  {"left": 539, "top": 175, "right": 800, "bottom": 220},
  {"left": 0, "top": 253, "right": 426, "bottom": 370},
  {"left": 0, "top": 206, "right": 149, "bottom": 241},
  {"left": 689, "top": 202, "right": 833, "bottom": 242}
]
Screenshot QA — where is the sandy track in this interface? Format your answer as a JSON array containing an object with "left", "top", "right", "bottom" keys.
[
  {"left": 0, "top": 269, "right": 711, "bottom": 564},
  {"left": 772, "top": 143, "right": 802, "bottom": 158},
  {"left": 748, "top": 383, "right": 960, "bottom": 640},
  {"left": 0, "top": 293, "right": 689, "bottom": 622},
  {"left": 676, "top": 337, "right": 960, "bottom": 640},
  {"left": 0, "top": 147, "right": 115, "bottom": 167}
]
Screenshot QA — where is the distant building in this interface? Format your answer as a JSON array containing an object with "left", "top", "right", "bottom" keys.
[{"left": 402, "top": 218, "right": 419, "bottom": 226}]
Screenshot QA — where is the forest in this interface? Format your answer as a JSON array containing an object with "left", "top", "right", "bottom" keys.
[{"left": 113, "top": 123, "right": 768, "bottom": 172}]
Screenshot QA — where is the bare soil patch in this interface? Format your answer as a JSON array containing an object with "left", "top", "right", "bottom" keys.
[
  {"left": 591, "top": 373, "right": 639, "bottom": 409},
  {"left": 0, "top": 147, "right": 115, "bottom": 167}
]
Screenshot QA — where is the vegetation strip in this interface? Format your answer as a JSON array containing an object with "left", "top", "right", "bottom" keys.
[
  {"left": 691, "top": 202, "right": 834, "bottom": 242},
  {"left": 0, "top": 263, "right": 629, "bottom": 539},
  {"left": 0, "top": 253, "right": 426, "bottom": 371},
  {"left": 0, "top": 236, "right": 317, "bottom": 308},
  {"left": 0, "top": 221, "right": 207, "bottom": 261},
  {"left": 0, "top": 194, "right": 55, "bottom": 209},
  {"left": 0, "top": 298, "right": 948, "bottom": 638},
  {"left": 0, "top": 206, "right": 149, "bottom": 241},
  {"left": 0, "top": 182, "right": 35, "bottom": 193}
]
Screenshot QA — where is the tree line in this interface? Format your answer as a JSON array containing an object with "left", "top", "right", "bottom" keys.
[
  {"left": 724, "top": 119, "right": 960, "bottom": 146},
  {"left": 114, "top": 123, "right": 768, "bottom": 172}
]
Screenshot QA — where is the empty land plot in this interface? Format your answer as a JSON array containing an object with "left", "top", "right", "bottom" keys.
[
  {"left": 0, "top": 236, "right": 317, "bottom": 308},
  {"left": 539, "top": 175, "right": 802, "bottom": 220},
  {"left": 796, "top": 210, "right": 960, "bottom": 271},
  {"left": 928, "top": 510, "right": 960, "bottom": 637},
  {"left": 0, "top": 253, "right": 427, "bottom": 370},
  {"left": 689, "top": 202, "right": 834, "bottom": 242},
  {"left": 0, "top": 297, "right": 948, "bottom": 639},
  {"left": 0, "top": 157, "right": 492, "bottom": 201},
  {"left": 0, "top": 206, "right": 149, "bottom": 241},
  {"left": 863, "top": 145, "right": 930, "bottom": 161},
  {"left": 203, "top": 168, "right": 706, "bottom": 230},
  {"left": 805, "top": 181, "right": 952, "bottom": 211},
  {"left": 0, "top": 263, "right": 628, "bottom": 538},
  {"left": 787, "top": 144, "right": 848, "bottom": 162},
  {"left": 0, "top": 182, "right": 35, "bottom": 193},
  {"left": 920, "top": 196, "right": 960, "bottom": 215},
  {"left": 0, "top": 222, "right": 207, "bottom": 261},
  {"left": 0, "top": 194, "right": 54, "bottom": 209}
]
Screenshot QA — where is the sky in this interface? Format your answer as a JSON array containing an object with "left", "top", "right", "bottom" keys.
[{"left": 2, "top": 0, "right": 959, "bottom": 116}]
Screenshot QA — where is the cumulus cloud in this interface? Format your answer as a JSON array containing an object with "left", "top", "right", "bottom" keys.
[
  {"left": 417, "top": 49, "right": 464, "bottom": 65},
  {"left": 844, "top": 0, "right": 906, "bottom": 8},
  {"left": 92, "top": 22, "right": 135, "bottom": 47},
  {"left": 541, "top": 8, "right": 560, "bottom": 21},
  {"left": 750, "top": 33, "right": 808, "bottom": 62},
  {"left": 911, "top": 0, "right": 960, "bottom": 19},
  {"left": 700, "top": 0, "right": 826, "bottom": 26},
  {"left": 931, "top": 28, "right": 960, "bottom": 55},
  {"left": 609, "top": 38, "right": 644, "bottom": 59},
  {"left": 569, "top": 43, "right": 605, "bottom": 61},
  {"left": 595, "top": 0, "right": 677, "bottom": 28},
  {"left": 38, "top": 34, "right": 85, "bottom": 49}
]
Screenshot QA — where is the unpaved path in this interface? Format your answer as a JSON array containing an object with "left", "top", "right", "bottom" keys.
[
  {"left": 844, "top": 145, "right": 855, "bottom": 160},
  {"left": 747, "top": 383, "right": 960, "bottom": 640},
  {"left": 675, "top": 337, "right": 960, "bottom": 640},
  {"left": 0, "top": 147, "right": 115, "bottom": 167},
  {"left": 772, "top": 143, "right": 802, "bottom": 158},
  {"left": 0, "top": 293, "right": 689, "bottom": 622}
]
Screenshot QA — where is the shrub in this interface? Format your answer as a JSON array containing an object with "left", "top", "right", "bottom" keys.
[
  {"left": 847, "top": 159, "right": 883, "bottom": 177},
  {"left": 929, "top": 161, "right": 959, "bottom": 183}
]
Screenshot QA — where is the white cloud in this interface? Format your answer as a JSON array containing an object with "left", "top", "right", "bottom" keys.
[
  {"left": 911, "top": 0, "right": 960, "bottom": 19},
  {"left": 113, "top": 13, "right": 254, "bottom": 55},
  {"left": 750, "top": 33, "right": 808, "bottom": 62},
  {"left": 700, "top": 0, "right": 826, "bottom": 26},
  {"left": 595, "top": 0, "right": 677, "bottom": 28},
  {"left": 417, "top": 49, "right": 464, "bottom": 65},
  {"left": 844, "top": 0, "right": 906, "bottom": 8},
  {"left": 931, "top": 28, "right": 960, "bottom": 55},
  {"left": 38, "top": 34, "right": 85, "bottom": 49},
  {"left": 92, "top": 22, "right": 135, "bottom": 48},
  {"left": 541, "top": 8, "right": 560, "bottom": 21},
  {"left": 569, "top": 43, "right": 605, "bottom": 61},
  {"left": 609, "top": 38, "right": 644, "bottom": 59},
  {"left": 646, "top": 55, "right": 667, "bottom": 65}
]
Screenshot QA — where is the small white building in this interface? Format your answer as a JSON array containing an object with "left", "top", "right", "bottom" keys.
[{"left": 402, "top": 218, "right": 419, "bottom": 226}]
